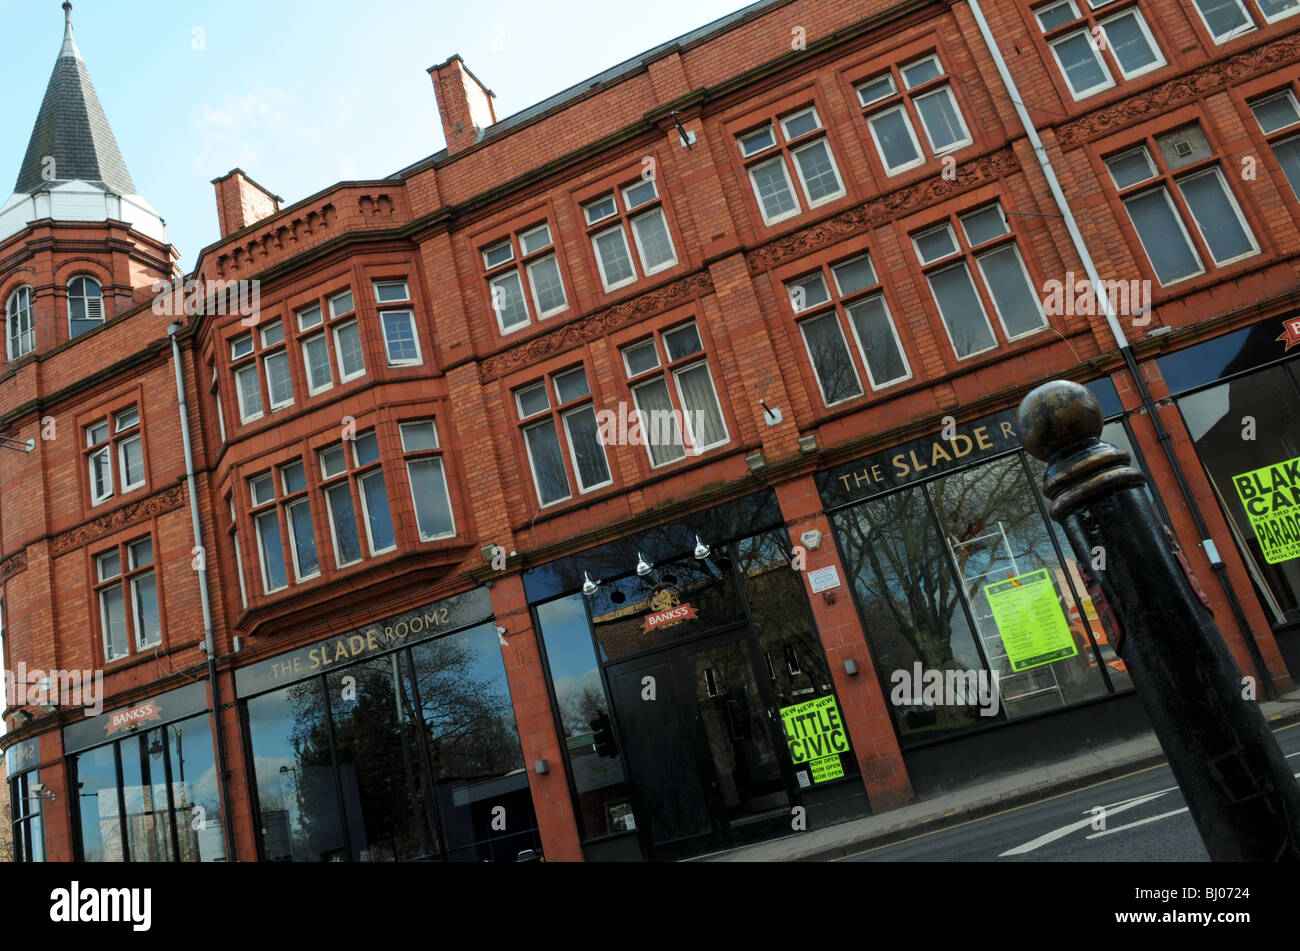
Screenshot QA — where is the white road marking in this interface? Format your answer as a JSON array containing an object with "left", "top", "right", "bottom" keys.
[
  {"left": 1086, "top": 806, "right": 1189, "bottom": 839},
  {"left": 999, "top": 791, "right": 1168, "bottom": 856}
]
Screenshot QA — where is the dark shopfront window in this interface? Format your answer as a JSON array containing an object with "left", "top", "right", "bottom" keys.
[
  {"left": 831, "top": 451, "right": 1133, "bottom": 747},
  {"left": 244, "top": 622, "right": 540, "bottom": 862},
  {"left": 1177, "top": 358, "right": 1300, "bottom": 625},
  {"left": 535, "top": 528, "right": 854, "bottom": 844},
  {"left": 11, "top": 770, "right": 46, "bottom": 862},
  {"left": 71, "top": 714, "right": 225, "bottom": 862}
]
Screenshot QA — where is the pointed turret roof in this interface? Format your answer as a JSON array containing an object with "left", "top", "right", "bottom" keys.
[{"left": 13, "top": 3, "right": 135, "bottom": 196}]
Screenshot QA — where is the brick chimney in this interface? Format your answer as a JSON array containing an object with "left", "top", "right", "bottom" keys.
[
  {"left": 429, "top": 55, "right": 498, "bottom": 155},
  {"left": 212, "top": 168, "right": 283, "bottom": 238}
]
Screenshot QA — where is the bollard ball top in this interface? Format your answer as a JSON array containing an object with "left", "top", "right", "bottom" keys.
[{"left": 1018, "top": 380, "right": 1104, "bottom": 461}]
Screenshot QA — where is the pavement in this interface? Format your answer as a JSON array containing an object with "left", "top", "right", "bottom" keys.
[{"left": 693, "top": 685, "right": 1300, "bottom": 862}]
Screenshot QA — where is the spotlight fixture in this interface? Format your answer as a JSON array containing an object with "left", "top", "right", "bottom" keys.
[
  {"left": 636, "top": 553, "right": 654, "bottom": 577},
  {"left": 582, "top": 572, "right": 601, "bottom": 597},
  {"left": 694, "top": 535, "right": 711, "bottom": 560}
]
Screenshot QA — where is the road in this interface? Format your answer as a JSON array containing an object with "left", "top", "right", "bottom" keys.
[{"left": 843, "top": 722, "right": 1300, "bottom": 862}]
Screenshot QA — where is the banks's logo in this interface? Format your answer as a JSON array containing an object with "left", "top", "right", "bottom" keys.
[
  {"left": 643, "top": 587, "right": 697, "bottom": 632},
  {"left": 1279, "top": 316, "right": 1300, "bottom": 353},
  {"left": 105, "top": 700, "right": 163, "bottom": 737}
]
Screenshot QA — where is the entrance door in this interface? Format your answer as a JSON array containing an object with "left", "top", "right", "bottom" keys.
[{"left": 608, "top": 629, "right": 794, "bottom": 859}]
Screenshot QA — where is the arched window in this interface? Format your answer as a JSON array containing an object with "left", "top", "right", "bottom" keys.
[
  {"left": 68, "top": 276, "right": 105, "bottom": 339},
  {"left": 6, "top": 286, "right": 34, "bottom": 360}
]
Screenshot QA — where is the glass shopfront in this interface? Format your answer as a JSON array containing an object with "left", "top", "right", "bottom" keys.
[
  {"left": 237, "top": 588, "right": 541, "bottom": 862},
  {"left": 530, "top": 493, "right": 862, "bottom": 861},
  {"left": 1159, "top": 318, "right": 1300, "bottom": 631},
  {"left": 820, "top": 383, "right": 1140, "bottom": 749},
  {"left": 64, "top": 682, "right": 225, "bottom": 862},
  {"left": 8, "top": 739, "right": 44, "bottom": 863}
]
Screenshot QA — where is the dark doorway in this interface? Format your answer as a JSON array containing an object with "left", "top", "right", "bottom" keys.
[{"left": 608, "top": 628, "right": 794, "bottom": 860}]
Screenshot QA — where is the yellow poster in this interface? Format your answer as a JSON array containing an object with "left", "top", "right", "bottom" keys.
[
  {"left": 780, "top": 695, "right": 850, "bottom": 784},
  {"left": 984, "top": 569, "right": 1078, "bottom": 672},
  {"left": 1233, "top": 458, "right": 1300, "bottom": 565}
]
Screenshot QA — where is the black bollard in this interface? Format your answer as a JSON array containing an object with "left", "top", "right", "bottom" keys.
[{"left": 1018, "top": 380, "right": 1300, "bottom": 862}]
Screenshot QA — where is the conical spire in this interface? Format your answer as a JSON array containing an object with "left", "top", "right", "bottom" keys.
[{"left": 12, "top": 3, "right": 136, "bottom": 195}]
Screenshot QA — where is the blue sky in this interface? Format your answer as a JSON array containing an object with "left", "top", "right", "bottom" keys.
[{"left": 0, "top": 0, "right": 753, "bottom": 269}]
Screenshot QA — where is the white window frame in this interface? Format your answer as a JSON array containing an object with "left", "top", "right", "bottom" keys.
[
  {"left": 301, "top": 333, "right": 335, "bottom": 395},
  {"left": 406, "top": 457, "right": 457, "bottom": 539},
  {"left": 1098, "top": 7, "right": 1167, "bottom": 81},
  {"left": 1189, "top": 0, "right": 1256, "bottom": 42},
  {"left": 1259, "top": 0, "right": 1300, "bottom": 25},
  {"left": 332, "top": 320, "right": 366, "bottom": 382},
  {"left": 591, "top": 226, "right": 638, "bottom": 292},
  {"left": 526, "top": 253, "right": 569, "bottom": 318},
  {"left": 789, "top": 137, "right": 847, "bottom": 208},
  {"left": 263, "top": 350, "right": 294, "bottom": 411},
  {"left": 1048, "top": 28, "right": 1117, "bottom": 100},
  {"left": 747, "top": 155, "right": 802, "bottom": 225},
  {"left": 127, "top": 540, "right": 160, "bottom": 650},
  {"left": 356, "top": 470, "right": 397, "bottom": 556},
  {"left": 798, "top": 312, "right": 865, "bottom": 408},
  {"left": 253, "top": 509, "right": 287, "bottom": 594},
  {"left": 845, "top": 293, "right": 913, "bottom": 390},
  {"left": 379, "top": 310, "right": 423, "bottom": 367},
  {"left": 628, "top": 207, "right": 678, "bottom": 276},
  {"left": 926, "top": 260, "right": 1001, "bottom": 361},
  {"left": 6, "top": 286, "right": 34, "bottom": 361},
  {"left": 284, "top": 497, "right": 320, "bottom": 583},
  {"left": 1035, "top": 0, "right": 1080, "bottom": 31},
  {"left": 322, "top": 477, "right": 362, "bottom": 570},
  {"left": 974, "top": 242, "right": 1048, "bottom": 342},
  {"left": 68, "top": 275, "right": 105, "bottom": 338},
  {"left": 234, "top": 364, "right": 264, "bottom": 422},
  {"left": 89, "top": 444, "right": 113, "bottom": 505},
  {"left": 373, "top": 280, "right": 411, "bottom": 304},
  {"left": 1175, "top": 165, "right": 1261, "bottom": 266},
  {"left": 630, "top": 377, "right": 687, "bottom": 469},
  {"left": 522, "top": 418, "right": 573, "bottom": 508},
  {"left": 117, "top": 433, "right": 145, "bottom": 492},
  {"left": 560, "top": 404, "right": 613, "bottom": 495},
  {"left": 912, "top": 86, "right": 973, "bottom": 155},
  {"left": 867, "top": 105, "right": 926, "bottom": 175},
  {"left": 1121, "top": 185, "right": 1207, "bottom": 286},
  {"left": 671, "top": 360, "right": 730, "bottom": 454}
]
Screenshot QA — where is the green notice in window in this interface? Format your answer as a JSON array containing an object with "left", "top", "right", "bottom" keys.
[
  {"left": 1233, "top": 457, "right": 1300, "bottom": 565},
  {"left": 780, "top": 695, "right": 849, "bottom": 784},
  {"left": 984, "top": 569, "right": 1077, "bottom": 672}
]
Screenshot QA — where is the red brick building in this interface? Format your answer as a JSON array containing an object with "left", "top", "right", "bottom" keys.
[{"left": 3, "top": 0, "right": 1299, "bottom": 862}]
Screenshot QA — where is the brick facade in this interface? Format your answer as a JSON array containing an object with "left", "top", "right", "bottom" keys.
[{"left": 3, "top": 0, "right": 1299, "bottom": 861}]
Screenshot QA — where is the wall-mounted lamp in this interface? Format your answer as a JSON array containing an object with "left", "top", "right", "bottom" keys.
[
  {"left": 534, "top": 759, "right": 550, "bottom": 775},
  {"left": 670, "top": 111, "right": 696, "bottom": 149},
  {"left": 694, "top": 536, "right": 711, "bottom": 560},
  {"left": 844, "top": 659, "right": 859, "bottom": 676},
  {"left": 0, "top": 434, "right": 35, "bottom": 455},
  {"left": 636, "top": 553, "right": 654, "bottom": 577},
  {"left": 582, "top": 572, "right": 601, "bottom": 597}
]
